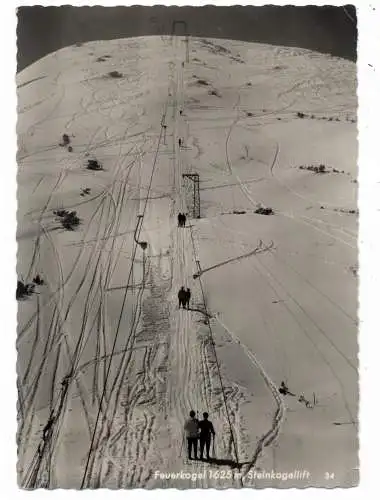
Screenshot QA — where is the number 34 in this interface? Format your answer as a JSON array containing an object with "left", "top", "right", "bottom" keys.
[{"left": 325, "top": 472, "right": 335, "bottom": 480}]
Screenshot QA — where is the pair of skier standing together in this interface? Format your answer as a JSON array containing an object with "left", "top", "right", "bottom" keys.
[
  {"left": 184, "top": 411, "right": 216, "bottom": 461},
  {"left": 178, "top": 286, "right": 191, "bottom": 309}
]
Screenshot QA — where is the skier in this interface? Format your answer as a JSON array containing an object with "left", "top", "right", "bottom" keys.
[
  {"left": 184, "top": 410, "right": 199, "bottom": 460},
  {"left": 178, "top": 286, "right": 186, "bottom": 309},
  {"left": 178, "top": 138, "right": 183, "bottom": 148},
  {"left": 198, "top": 412, "right": 215, "bottom": 461},
  {"left": 279, "top": 381, "right": 295, "bottom": 396},
  {"left": 178, "top": 213, "right": 182, "bottom": 227},
  {"left": 185, "top": 288, "right": 191, "bottom": 309},
  {"left": 182, "top": 213, "right": 187, "bottom": 227}
]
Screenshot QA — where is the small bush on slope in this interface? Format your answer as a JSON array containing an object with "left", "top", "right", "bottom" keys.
[
  {"left": 86, "top": 159, "right": 103, "bottom": 171},
  {"left": 298, "top": 164, "right": 346, "bottom": 175},
  {"left": 16, "top": 281, "right": 35, "bottom": 300},
  {"left": 255, "top": 207, "right": 274, "bottom": 215},
  {"left": 299, "top": 164, "right": 327, "bottom": 174},
  {"left": 61, "top": 212, "right": 81, "bottom": 231},
  {"left": 54, "top": 209, "right": 81, "bottom": 231},
  {"left": 108, "top": 71, "right": 123, "bottom": 78},
  {"left": 196, "top": 78, "right": 209, "bottom": 86},
  {"left": 80, "top": 187, "right": 91, "bottom": 197}
]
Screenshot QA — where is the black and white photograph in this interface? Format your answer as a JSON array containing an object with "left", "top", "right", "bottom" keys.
[{"left": 15, "top": 2, "right": 359, "bottom": 489}]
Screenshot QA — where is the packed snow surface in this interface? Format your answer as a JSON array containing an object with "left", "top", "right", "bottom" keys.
[{"left": 17, "top": 36, "right": 358, "bottom": 488}]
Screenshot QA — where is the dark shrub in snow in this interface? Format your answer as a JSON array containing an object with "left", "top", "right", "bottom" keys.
[
  {"left": 197, "top": 78, "right": 209, "bottom": 86},
  {"left": 255, "top": 207, "right": 274, "bottom": 215},
  {"left": 87, "top": 159, "right": 103, "bottom": 171},
  {"left": 16, "top": 280, "right": 35, "bottom": 300},
  {"left": 54, "top": 209, "right": 81, "bottom": 231},
  {"left": 108, "top": 71, "right": 123, "bottom": 78}
]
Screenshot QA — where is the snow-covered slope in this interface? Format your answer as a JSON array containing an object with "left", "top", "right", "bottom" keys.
[{"left": 16, "top": 36, "right": 358, "bottom": 489}]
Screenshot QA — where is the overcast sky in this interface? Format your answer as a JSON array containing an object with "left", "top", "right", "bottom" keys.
[{"left": 17, "top": 5, "right": 357, "bottom": 72}]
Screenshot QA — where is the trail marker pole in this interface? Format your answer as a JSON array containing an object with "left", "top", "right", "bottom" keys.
[
  {"left": 131, "top": 260, "right": 134, "bottom": 295},
  {"left": 185, "top": 35, "right": 190, "bottom": 63},
  {"left": 179, "top": 433, "right": 185, "bottom": 458},
  {"left": 134, "top": 216, "right": 148, "bottom": 287},
  {"left": 193, "top": 180, "right": 196, "bottom": 215},
  {"left": 142, "top": 247, "right": 146, "bottom": 287}
]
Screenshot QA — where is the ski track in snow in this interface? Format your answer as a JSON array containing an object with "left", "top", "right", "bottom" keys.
[
  {"left": 214, "top": 315, "right": 286, "bottom": 480},
  {"left": 206, "top": 68, "right": 358, "bottom": 464}
]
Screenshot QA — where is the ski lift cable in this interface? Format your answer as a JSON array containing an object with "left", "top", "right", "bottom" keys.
[{"left": 188, "top": 224, "right": 241, "bottom": 471}]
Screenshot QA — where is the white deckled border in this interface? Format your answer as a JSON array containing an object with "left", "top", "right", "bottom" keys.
[{"left": 2, "top": 1, "right": 378, "bottom": 499}]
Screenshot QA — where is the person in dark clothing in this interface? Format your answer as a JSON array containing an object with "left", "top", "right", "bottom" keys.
[
  {"left": 184, "top": 410, "right": 199, "bottom": 460},
  {"left": 178, "top": 286, "right": 186, "bottom": 309},
  {"left": 178, "top": 213, "right": 186, "bottom": 227},
  {"left": 184, "top": 288, "right": 191, "bottom": 309},
  {"left": 198, "top": 412, "right": 215, "bottom": 460},
  {"left": 279, "top": 381, "right": 296, "bottom": 396},
  {"left": 178, "top": 138, "right": 183, "bottom": 148},
  {"left": 62, "top": 133, "right": 70, "bottom": 145}
]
